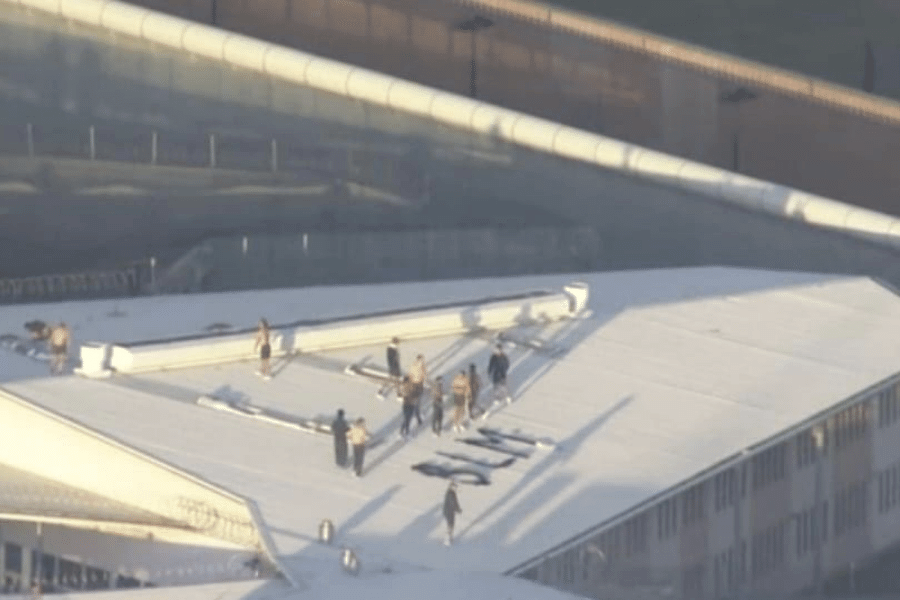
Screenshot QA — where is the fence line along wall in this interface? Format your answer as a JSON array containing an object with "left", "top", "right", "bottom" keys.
[
  {"left": 9, "top": 0, "right": 900, "bottom": 255},
  {"left": 454, "top": 0, "right": 900, "bottom": 125}
]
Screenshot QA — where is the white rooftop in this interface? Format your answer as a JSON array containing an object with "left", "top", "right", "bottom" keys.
[{"left": 3, "top": 268, "right": 900, "bottom": 590}]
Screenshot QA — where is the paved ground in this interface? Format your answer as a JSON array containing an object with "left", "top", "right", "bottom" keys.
[{"left": 546, "top": 0, "right": 900, "bottom": 98}]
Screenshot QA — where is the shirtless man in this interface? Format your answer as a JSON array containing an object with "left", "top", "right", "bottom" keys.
[
  {"left": 49, "top": 322, "right": 70, "bottom": 375},
  {"left": 253, "top": 318, "right": 272, "bottom": 379}
]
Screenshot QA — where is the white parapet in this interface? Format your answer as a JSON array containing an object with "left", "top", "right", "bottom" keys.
[
  {"left": 94, "top": 283, "right": 589, "bottom": 375},
  {"left": 73, "top": 342, "right": 112, "bottom": 379}
]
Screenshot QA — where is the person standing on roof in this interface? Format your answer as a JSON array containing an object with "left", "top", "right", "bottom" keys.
[
  {"left": 331, "top": 409, "right": 350, "bottom": 468},
  {"left": 487, "top": 344, "right": 512, "bottom": 403},
  {"left": 48, "top": 322, "right": 70, "bottom": 375},
  {"left": 467, "top": 363, "right": 481, "bottom": 419},
  {"left": 451, "top": 370, "right": 470, "bottom": 433},
  {"left": 254, "top": 318, "right": 272, "bottom": 380},
  {"left": 347, "top": 418, "right": 369, "bottom": 477},
  {"left": 431, "top": 376, "right": 445, "bottom": 436},
  {"left": 399, "top": 375, "right": 417, "bottom": 439},
  {"left": 443, "top": 481, "right": 462, "bottom": 546},
  {"left": 409, "top": 354, "right": 427, "bottom": 426},
  {"left": 378, "top": 337, "right": 402, "bottom": 401}
]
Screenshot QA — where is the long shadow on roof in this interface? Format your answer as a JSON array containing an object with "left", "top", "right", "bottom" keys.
[{"left": 457, "top": 395, "right": 633, "bottom": 543}]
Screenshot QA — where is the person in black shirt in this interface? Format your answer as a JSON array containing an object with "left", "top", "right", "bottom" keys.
[
  {"left": 331, "top": 409, "right": 350, "bottom": 468},
  {"left": 443, "top": 481, "right": 462, "bottom": 545},
  {"left": 487, "top": 344, "right": 512, "bottom": 403}
]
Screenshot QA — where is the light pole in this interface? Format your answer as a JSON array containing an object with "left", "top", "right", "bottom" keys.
[
  {"left": 456, "top": 16, "right": 494, "bottom": 99},
  {"left": 719, "top": 86, "right": 758, "bottom": 173},
  {"left": 211, "top": 0, "right": 217, "bottom": 25}
]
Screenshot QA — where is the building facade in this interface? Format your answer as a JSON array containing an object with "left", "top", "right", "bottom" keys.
[{"left": 515, "top": 372, "right": 900, "bottom": 600}]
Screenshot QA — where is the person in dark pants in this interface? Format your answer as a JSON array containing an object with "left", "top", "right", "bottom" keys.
[
  {"left": 467, "top": 363, "right": 481, "bottom": 419},
  {"left": 431, "top": 376, "right": 444, "bottom": 436},
  {"left": 331, "top": 409, "right": 349, "bottom": 468},
  {"left": 443, "top": 481, "right": 462, "bottom": 546},
  {"left": 254, "top": 318, "right": 272, "bottom": 380},
  {"left": 487, "top": 343, "right": 512, "bottom": 403},
  {"left": 347, "top": 418, "right": 369, "bottom": 477},
  {"left": 379, "top": 337, "right": 402, "bottom": 400},
  {"left": 399, "top": 376, "right": 416, "bottom": 439}
]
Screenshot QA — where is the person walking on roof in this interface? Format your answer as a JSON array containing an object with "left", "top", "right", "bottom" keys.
[
  {"left": 409, "top": 354, "right": 427, "bottom": 426},
  {"left": 467, "top": 363, "right": 481, "bottom": 419},
  {"left": 487, "top": 344, "right": 512, "bottom": 403},
  {"left": 331, "top": 409, "right": 350, "bottom": 468},
  {"left": 378, "top": 337, "right": 402, "bottom": 401},
  {"left": 443, "top": 481, "right": 462, "bottom": 546},
  {"left": 399, "top": 375, "right": 417, "bottom": 439},
  {"left": 48, "top": 322, "right": 70, "bottom": 375},
  {"left": 254, "top": 318, "right": 272, "bottom": 380},
  {"left": 451, "top": 370, "right": 470, "bottom": 433},
  {"left": 347, "top": 418, "right": 369, "bottom": 477},
  {"left": 431, "top": 376, "right": 445, "bottom": 436}
]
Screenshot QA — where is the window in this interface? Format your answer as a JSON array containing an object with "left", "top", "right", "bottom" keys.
[
  {"left": 714, "top": 544, "right": 744, "bottom": 597},
  {"left": 85, "top": 567, "right": 110, "bottom": 591},
  {"left": 682, "top": 482, "right": 706, "bottom": 526},
  {"left": 751, "top": 520, "right": 786, "bottom": 580},
  {"left": 3, "top": 544, "right": 21, "bottom": 574},
  {"left": 876, "top": 382, "right": 900, "bottom": 428},
  {"left": 834, "top": 402, "right": 869, "bottom": 450},
  {"left": 796, "top": 503, "right": 828, "bottom": 558},
  {"left": 657, "top": 497, "right": 679, "bottom": 540},
  {"left": 58, "top": 559, "right": 84, "bottom": 590},
  {"left": 879, "top": 463, "right": 900, "bottom": 514},
  {"left": 115, "top": 575, "right": 141, "bottom": 589},
  {"left": 752, "top": 442, "right": 787, "bottom": 491},
  {"left": 834, "top": 481, "right": 868, "bottom": 537},
  {"left": 796, "top": 425, "right": 829, "bottom": 469},
  {"left": 623, "top": 512, "right": 649, "bottom": 556},
  {"left": 682, "top": 564, "right": 705, "bottom": 598},
  {"left": 30, "top": 551, "right": 56, "bottom": 588},
  {"left": 714, "top": 468, "right": 738, "bottom": 512}
]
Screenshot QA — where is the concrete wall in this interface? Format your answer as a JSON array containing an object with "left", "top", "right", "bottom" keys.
[
  {"left": 0, "top": 389, "right": 262, "bottom": 551},
  {"left": 511, "top": 371, "right": 900, "bottom": 600},
  {"left": 8, "top": 0, "right": 900, "bottom": 296},
  {"left": 120, "top": 0, "right": 900, "bottom": 220},
  {"left": 179, "top": 226, "right": 601, "bottom": 293},
  {"left": 5, "top": 0, "right": 900, "bottom": 251}
]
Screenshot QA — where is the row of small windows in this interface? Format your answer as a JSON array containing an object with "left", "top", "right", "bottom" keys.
[
  {"left": 681, "top": 563, "right": 705, "bottom": 597},
  {"left": 751, "top": 442, "right": 787, "bottom": 491},
  {"left": 657, "top": 497, "right": 678, "bottom": 541},
  {"left": 682, "top": 482, "right": 705, "bottom": 526},
  {"left": 833, "top": 481, "right": 868, "bottom": 537},
  {"left": 713, "top": 542, "right": 746, "bottom": 597},
  {"left": 2, "top": 543, "right": 145, "bottom": 594},
  {"left": 750, "top": 519, "right": 787, "bottom": 580},
  {"left": 878, "top": 462, "right": 900, "bottom": 514},
  {"left": 876, "top": 382, "right": 900, "bottom": 428},
  {"left": 795, "top": 427, "right": 828, "bottom": 469},
  {"left": 713, "top": 466, "right": 744, "bottom": 512},
  {"left": 795, "top": 502, "right": 829, "bottom": 559},
  {"left": 833, "top": 403, "right": 869, "bottom": 450},
  {"left": 622, "top": 513, "right": 649, "bottom": 556}
]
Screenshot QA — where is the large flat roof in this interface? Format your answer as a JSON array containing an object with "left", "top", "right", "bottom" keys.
[{"left": 3, "top": 268, "right": 900, "bottom": 581}]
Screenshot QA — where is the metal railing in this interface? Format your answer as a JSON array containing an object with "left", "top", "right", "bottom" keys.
[{"left": 0, "top": 262, "right": 147, "bottom": 304}]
